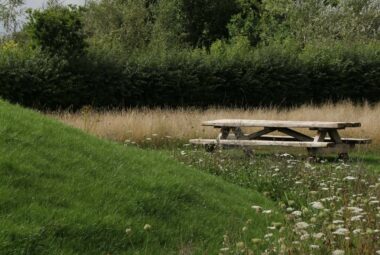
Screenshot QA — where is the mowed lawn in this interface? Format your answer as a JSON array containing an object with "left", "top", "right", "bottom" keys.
[{"left": 0, "top": 100, "right": 281, "bottom": 254}]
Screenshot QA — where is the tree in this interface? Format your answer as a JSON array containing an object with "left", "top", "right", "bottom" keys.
[
  {"left": 83, "top": 0, "right": 154, "bottom": 53},
  {"left": 0, "top": 0, "right": 24, "bottom": 33},
  {"left": 228, "top": 0, "right": 262, "bottom": 46},
  {"left": 178, "top": 0, "right": 238, "bottom": 48},
  {"left": 25, "top": 4, "right": 86, "bottom": 58}
]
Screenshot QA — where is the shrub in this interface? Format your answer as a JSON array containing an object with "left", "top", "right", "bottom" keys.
[{"left": 0, "top": 41, "right": 379, "bottom": 110}]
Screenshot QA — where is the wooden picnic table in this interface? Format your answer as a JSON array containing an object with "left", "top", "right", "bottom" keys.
[{"left": 190, "top": 119, "right": 371, "bottom": 159}]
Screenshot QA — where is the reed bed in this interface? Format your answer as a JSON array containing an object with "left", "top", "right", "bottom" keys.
[{"left": 52, "top": 102, "right": 380, "bottom": 146}]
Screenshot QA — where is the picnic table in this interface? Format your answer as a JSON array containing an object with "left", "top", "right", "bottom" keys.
[{"left": 190, "top": 119, "right": 371, "bottom": 159}]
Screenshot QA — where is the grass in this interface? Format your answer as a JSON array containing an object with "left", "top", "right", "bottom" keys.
[
  {"left": 0, "top": 100, "right": 281, "bottom": 254},
  {"left": 2, "top": 99, "right": 379, "bottom": 254},
  {"left": 53, "top": 101, "right": 380, "bottom": 146},
  {"left": 176, "top": 148, "right": 380, "bottom": 254}
]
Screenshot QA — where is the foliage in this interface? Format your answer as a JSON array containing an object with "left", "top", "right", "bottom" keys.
[
  {"left": 0, "top": 40, "right": 379, "bottom": 110},
  {"left": 83, "top": 0, "right": 154, "bottom": 53},
  {"left": 228, "top": 0, "right": 262, "bottom": 46},
  {"left": 0, "top": 0, "right": 379, "bottom": 110},
  {"left": 176, "top": 0, "right": 238, "bottom": 48},
  {"left": 259, "top": 0, "right": 380, "bottom": 45},
  {"left": 25, "top": 5, "right": 86, "bottom": 58}
]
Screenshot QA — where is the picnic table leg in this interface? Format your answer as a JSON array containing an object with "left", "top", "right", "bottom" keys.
[
  {"left": 307, "top": 148, "right": 318, "bottom": 162},
  {"left": 328, "top": 130, "right": 349, "bottom": 160},
  {"left": 305, "top": 130, "right": 327, "bottom": 161},
  {"left": 203, "top": 127, "right": 230, "bottom": 152},
  {"left": 206, "top": 127, "right": 230, "bottom": 152},
  {"left": 233, "top": 127, "right": 254, "bottom": 157}
]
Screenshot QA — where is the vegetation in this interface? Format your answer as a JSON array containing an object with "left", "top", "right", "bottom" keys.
[
  {"left": 25, "top": 5, "right": 86, "bottom": 58},
  {"left": 0, "top": 0, "right": 378, "bottom": 109},
  {"left": 0, "top": 99, "right": 281, "bottom": 254},
  {"left": 0, "top": 1, "right": 379, "bottom": 254},
  {"left": 54, "top": 102, "right": 380, "bottom": 147},
  {"left": 176, "top": 148, "right": 380, "bottom": 254}
]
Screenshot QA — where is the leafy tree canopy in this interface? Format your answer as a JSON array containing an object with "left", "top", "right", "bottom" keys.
[{"left": 25, "top": 4, "right": 86, "bottom": 58}]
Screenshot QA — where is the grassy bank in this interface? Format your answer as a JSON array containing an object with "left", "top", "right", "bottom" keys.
[
  {"left": 0, "top": 100, "right": 280, "bottom": 254},
  {"left": 54, "top": 102, "right": 379, "bottom": 147}
]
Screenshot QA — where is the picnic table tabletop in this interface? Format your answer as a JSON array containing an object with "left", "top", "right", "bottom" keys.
[
  {"left": 202, "top": 119, "right": 361, "bottom": 129},
  {"left": 192, "top": 119, "right": 370, "bottom": 160}
]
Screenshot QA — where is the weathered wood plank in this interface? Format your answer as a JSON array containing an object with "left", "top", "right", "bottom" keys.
[
  {"left": 277, "top": 128, "right": 313, "bottom": 141},
  {"left": 189, "top": 139, "right": 333, "bottom": 148},
  {"left": 313, "top": 130, "right": 327, "bottom": 142},
  {"left": 203, "top": 119, "right": 361, "bottom": 129},
  {"left": 328, "top": 129, "right": 342, "bottom": 143},
  {"left": 247, "top": 127, "right": 276, "bottom": 140},
  {"left": 253, "top": 135, "right": 371, "bottom": 144},
  {"left": 232, "top": 127, "right": 246, "bottom": 139}
]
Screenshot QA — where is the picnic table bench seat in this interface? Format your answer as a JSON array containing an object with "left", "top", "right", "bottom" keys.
[{"left": 190, "top": 139, "right": 333, "bottom": 148}]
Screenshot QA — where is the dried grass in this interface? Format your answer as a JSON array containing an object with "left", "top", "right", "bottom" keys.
[{"left": 52, "top": 102, "right": 380, "bottom": 145}]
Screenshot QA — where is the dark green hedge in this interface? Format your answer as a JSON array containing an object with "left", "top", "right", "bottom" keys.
[{"left": 0, "top": 47, "right": 379, "bottom": 110}]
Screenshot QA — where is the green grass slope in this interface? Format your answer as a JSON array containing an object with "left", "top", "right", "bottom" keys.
[{"left": 0, "top": 100, "right": 279, "bottom": 255}]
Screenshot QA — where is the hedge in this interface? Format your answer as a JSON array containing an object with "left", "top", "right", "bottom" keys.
[{"left": 0, "top": 46, "right": 379, "bottom": 110}]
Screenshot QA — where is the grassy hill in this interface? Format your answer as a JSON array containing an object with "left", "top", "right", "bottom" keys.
[{"left": 0, "top": 100, "right": 279, "bottom": 254}]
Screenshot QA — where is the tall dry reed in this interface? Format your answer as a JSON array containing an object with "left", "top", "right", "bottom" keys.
[{"left": 52, "top": 102, "right": 380, "bottom": 145}]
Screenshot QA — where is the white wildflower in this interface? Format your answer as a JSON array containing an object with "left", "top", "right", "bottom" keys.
[
  {"left": 264, "top": 233, "right": 273, "bottom": 239},
  {"left": 311, "top": 201, "right": 324, "bottom": 209},
  {"left": 295, "top": 222, "right": 309, "bottom": 230},
  {"left": 262, "top": 210, "right": 272, "bottom": 214},
  {"left": 347, "top": 207, "right": 363, "bottom": 214},
  {"left": 333, "top": 228, "right": 349, "bottom": 235},
  {"left": 236, "top": 241, "right": 245, "bottom": 249},
  {"left": 332, "top": 250, "right": 345, "bottom": 255},
  {"left": 251, "top": 205, "right": 262, "bottom": 212},
  {"left": 343, "top": 176, "right": 357, "bottom": 181},
  {"left": 312, "top": 233, "right": 324, "bottom": 239},
  {"left": 286, "top": 207, "right": 294, "bottom": 212},
  {"left": 350, "top": 215, "right": 362, "bottom": 221},
  {"left": 292, "top": 210, "right": 302, "bottom": 216},
  {"left": 310, "top": 244, "right": 320, "bottom": 249},
  {"left": 143, "top": 224, "right": 152, "bottom": 231}
]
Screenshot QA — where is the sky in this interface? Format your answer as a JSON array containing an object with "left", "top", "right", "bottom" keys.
[
  {"left": 24, "top": 0, "right": 86, "bottom": 9},
  {"left": 1, "top": 0, "right": 86, "bottom": 34}
]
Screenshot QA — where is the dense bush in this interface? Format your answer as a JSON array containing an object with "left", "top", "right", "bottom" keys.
[{"left": 0, "top": 41, "right": 379, "bottom": 110}]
